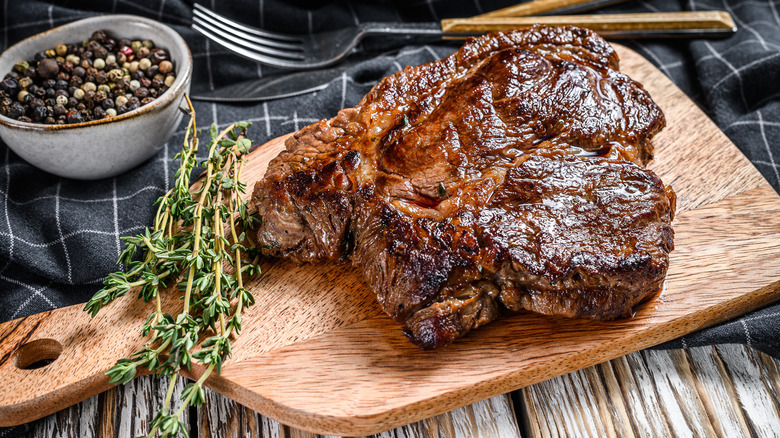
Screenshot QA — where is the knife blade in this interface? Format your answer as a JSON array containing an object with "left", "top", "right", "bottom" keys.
[{"left": 190, "top": 61, "right": 356, "bottom": 103}]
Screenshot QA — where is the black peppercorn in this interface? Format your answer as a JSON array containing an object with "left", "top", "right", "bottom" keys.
[
  {"left": 30, "top": 98, "right": 44, "bottom": 109},
  {"left": 95, "top": 71, "right": 108, "bottom": 84},
  {"left": 44, "top": 98, "right": 56, "bottom": 107},
  {"left": 37, "top": 58, "right": 59, "bottom": 79},
  {"left": 73, "top": 66, "right": 85, "bottom": 78},
  {"left": 76, "top": 102, "right": 86, "bottom": 111},
  {"left": 53, "top": 104, "right": 67, "bottom": 116},
  {"left": 55, "top": 79, "right": 68, "bottom": 90},
  {"left": 66, "top": 111, "right": 83, "bottom": 124},
  {"left": 102, "top": 98, "right": 114, "bottom": 109},
  {"left": 8, "top": 102, "right": 24, "bottom": 119},
  {"left": 134, "top": 87, "right": 149, "bottom": 99},
  {"left": 93, "top": 106, "right": 106, "bottom": 119},
  {"left": 42, "top": 79, "right": 55, "bottom": 89},
  {"left": 34, "top": 51, "right": 47, "bottom": 61},
  {"left": 82, "top": 50, "right": 93, "bottom": 60},
  {"left": 32, "top": 106, "right": 47, "bottom": 122},
  {"left": 146, "top": 65, "right": 159, "bottom": 78},
  {"left": 45, "top": 88, "right": 55, "bottom": 98},
  {"left": 44, "top": 116, "right": 55, "bottom": 124},
  {"left": 67, "top": 97, "right": 78, "bottom": 107}
]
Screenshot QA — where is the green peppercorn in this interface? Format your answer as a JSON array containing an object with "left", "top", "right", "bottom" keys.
[
  {"left": 142, "top": 40, "right": 154, "bottom": 49},
  {"left": 14, "top": 60, "right": 29, "bottom": 73},
  {"left": 93, "top": 58, "right": 106, "bottom": 70},
  {"left": 131, "top": 40, "right": 142, "bottom": 52},
  {"left": 97, "top": 84, "right": 110, "bottom": 94},
  {"left": 73, "top": 88, "right": 85, "bottom": 100},
  {"left": 55, "top": 44, "right": 67, "bottom": 57}
]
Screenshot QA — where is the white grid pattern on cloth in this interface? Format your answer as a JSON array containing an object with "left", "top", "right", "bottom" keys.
[{"left": 1, "top": 2, "right": 780, "bottom": 434}]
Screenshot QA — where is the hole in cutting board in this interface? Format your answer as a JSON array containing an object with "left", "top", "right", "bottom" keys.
[{"left": 14, "top": 338, "right": 63, "bottom": 370}]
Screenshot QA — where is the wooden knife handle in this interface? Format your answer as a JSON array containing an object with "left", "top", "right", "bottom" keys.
[
  {"left": 476, "top": 0, "right": 627, "bottom": 18},
  {"left": 442, "top": 11, "right": 737, "bottom": 37}
]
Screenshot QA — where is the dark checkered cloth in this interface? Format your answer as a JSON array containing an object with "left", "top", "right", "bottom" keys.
[{"left": 0, "top": 0, "right": 778, "bottom": 362}]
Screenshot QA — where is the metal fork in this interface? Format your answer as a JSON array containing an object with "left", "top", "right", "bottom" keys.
[{"left": 191, "top": 3, "right": 465, "bottom": 70}]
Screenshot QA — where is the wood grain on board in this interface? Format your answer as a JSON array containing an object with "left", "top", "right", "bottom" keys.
[
  {"left": 0, "top": 45, "right": 779, "bottom": 435},
  {"left": 17, "top": 345, "right": 780, "bottom": 437}
]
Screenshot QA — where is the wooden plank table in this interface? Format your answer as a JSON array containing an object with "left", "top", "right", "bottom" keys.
[{"left": 13, "top": 344, "right": 779, "bottom": 437}]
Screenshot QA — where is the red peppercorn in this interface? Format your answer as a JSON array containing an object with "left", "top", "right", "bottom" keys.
[{"left": 121, "top": 46, "right": 133, "bottom": 56}]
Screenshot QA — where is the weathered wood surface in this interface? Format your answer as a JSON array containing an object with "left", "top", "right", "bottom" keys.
[
  {"left": 14, "top": 345, "right": 779, "bottom": 437},
  {"left": 2, "top": 45, "right": 780, "bottom": 435}
]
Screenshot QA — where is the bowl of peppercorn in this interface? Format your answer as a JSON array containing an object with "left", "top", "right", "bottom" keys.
[{"left": 0, "top": 15, "right": 192, "bottom": 179}]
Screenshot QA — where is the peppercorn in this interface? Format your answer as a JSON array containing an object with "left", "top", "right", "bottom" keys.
[
  {"left": 105, "top": 54, "right": 116, "bottom": 66},
  {"left": 95, "top": 71, "right": 108, "bottom": 85},
  {"left": 45, "top": 88, "right": 55, "bottom": 99},
  {"left": 129, "top": 80, "right": 140, "bottom": 91},
  {"left": 55, "top": 79, "right": 68, "bottom": 90},
  {"left": 141, "top": 97, "right": 154, "bottom": 105},
  {"left": 72, "top": 66, "right": 85, "bottom": 78},
  {"left": 82, "top": 82, "right": 96, "bottom": 93},
  {"left": 102, "top": 98, "right": 114, "bottom": 109},
  {"left": 44, "top": 98, "right": 56, "bottom": 107},
  {"left": 82, "top": 50, "right": 93, "bottom": 60},
  {"left": 69, "top": 76, "right": 83, "bottom": 87},
  {"left": 149, "top": 50, "right": 167, "bottom": 65},
  {"left": 138, "top": 58, "right": 151, "bottom": 71},
  {"left": 8, "top": 102, "right": 24, "bottom": 119},
  {"left": 66, "top": 111, "right": 83, "bottom": 124},
  {"left": 164, "top": 75, "right": 175, "bottom": 87},
  {"left": 93, "top": 58, "right": 106, "bottom": 70},
  {"left": 14, "top": 61, "right": 29, "bottom": 73},
  {"left": 139, "top": 77, "right": 151, "bottom": 88},
  {"left": 32, "top": 87, "right": 45, "bottom": 98},
  {"left": 115, "top": 95, "right": 128, "bottom": 107},
  {"left": 146, "top": 65, "right": 159, "bottom": 79},
  {"left": 56, "top": 71, "right": 70, "bottom": 82},
  {"left": 95, "top": 47, "right": 108, "bottom": 60},
  {"left": 16, "top": 90, "right": 28, "bottom": 102},
  {"left": 76, "top": 102, "right": 86, "bottom": 111},
  {"left": 131, "top": 41, "right": 143, "bottom": 52},
  {"left": 106, "top": 108, "right": 117, "bottom": 117},
  {"left": 55, "top": 44, "right": 68, "bottom": 57},
  {"left": 93, "top": 106, "right": 106, "bottom": 119},
  {"left": 73, "top": 88, "right": 85, "bottom": 100},
  {"left": 44, "top": 49, "right": 56, "bottom": 58},
  {"left": 18, "top": 77, "right": 33, "bottom": 89},
  {"left": 55, "top": 89, "right": 68, "bottom": 98},
  {"left": 37, "top": 58, "right": 59, "bottom": 79},
  {"left": 97, "top": 84, "right": 110, "bottom": 94},
  {"left": 67, "top": 97, "right": 78, "bottom": 107},
  {"left": 54, "top": 104, "right": 67, "bottom": 116},
  {"left": 44, "top": 116, "right": 55, "bottom": 124},
  {"left": 55, "top": 94, "right": 68, "bottom": 106},
  {"left": 158, "top": 61, "right": 173, "bottom": 74},
  {"left": 32, "top": 106, "right": 48, "bottom": 122},
  {"left": 65, "top": 54, "right": 80, "bottom": 65},
  {"left": 134, "top": 87, "right": 149, "bottom": 99},
  {"left": 42, "top": 79, "right": 56, "bottom": 89}
]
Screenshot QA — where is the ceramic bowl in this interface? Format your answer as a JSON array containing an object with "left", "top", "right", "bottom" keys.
[{"left": 0, "top": 15, "right": 192, "bottom": 180}]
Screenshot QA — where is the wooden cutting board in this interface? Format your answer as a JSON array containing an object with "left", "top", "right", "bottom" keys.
[{"left": 1, "top": 45, "right": 779, "bottom": 435}]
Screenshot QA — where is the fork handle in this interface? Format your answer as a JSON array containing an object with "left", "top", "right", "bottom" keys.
[{"left": 361, "top": 22, "right": 444, "bottom": 37}]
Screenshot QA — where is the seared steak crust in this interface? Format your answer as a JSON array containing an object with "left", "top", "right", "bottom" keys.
[{"left": 251, "top": 25, "right": 675, "bottom": 349}]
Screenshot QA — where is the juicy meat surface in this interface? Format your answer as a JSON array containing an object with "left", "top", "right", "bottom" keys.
[{"left": 251, "top": 25, "right": 675, "bottom": 349}]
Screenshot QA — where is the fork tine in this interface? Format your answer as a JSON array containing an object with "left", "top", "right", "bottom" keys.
[
  {"left": 192, "top": 8, "right": 304, "bottom": 52},
  {"left": 192, "top": 16, "right": 306, "bottom": 61},
  {"left": 193, "top": 4, "right": 302, "bottom": 43},
  {"left": 192, "top": 23, "right": 307, "bottom": 68}
]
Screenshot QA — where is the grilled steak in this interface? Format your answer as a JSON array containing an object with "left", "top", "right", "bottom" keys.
[{"left": 251, "top": 25, "right": 675, "bottom": 349}]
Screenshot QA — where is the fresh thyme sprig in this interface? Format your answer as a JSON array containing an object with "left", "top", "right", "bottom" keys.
[{"left": 84, "top": 95, "right": 261, "bottom": 438}]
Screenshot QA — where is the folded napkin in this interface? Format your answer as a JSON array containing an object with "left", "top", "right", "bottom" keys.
[{"left": 0, "top": 0, "right": 777, "bottom": 362}]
